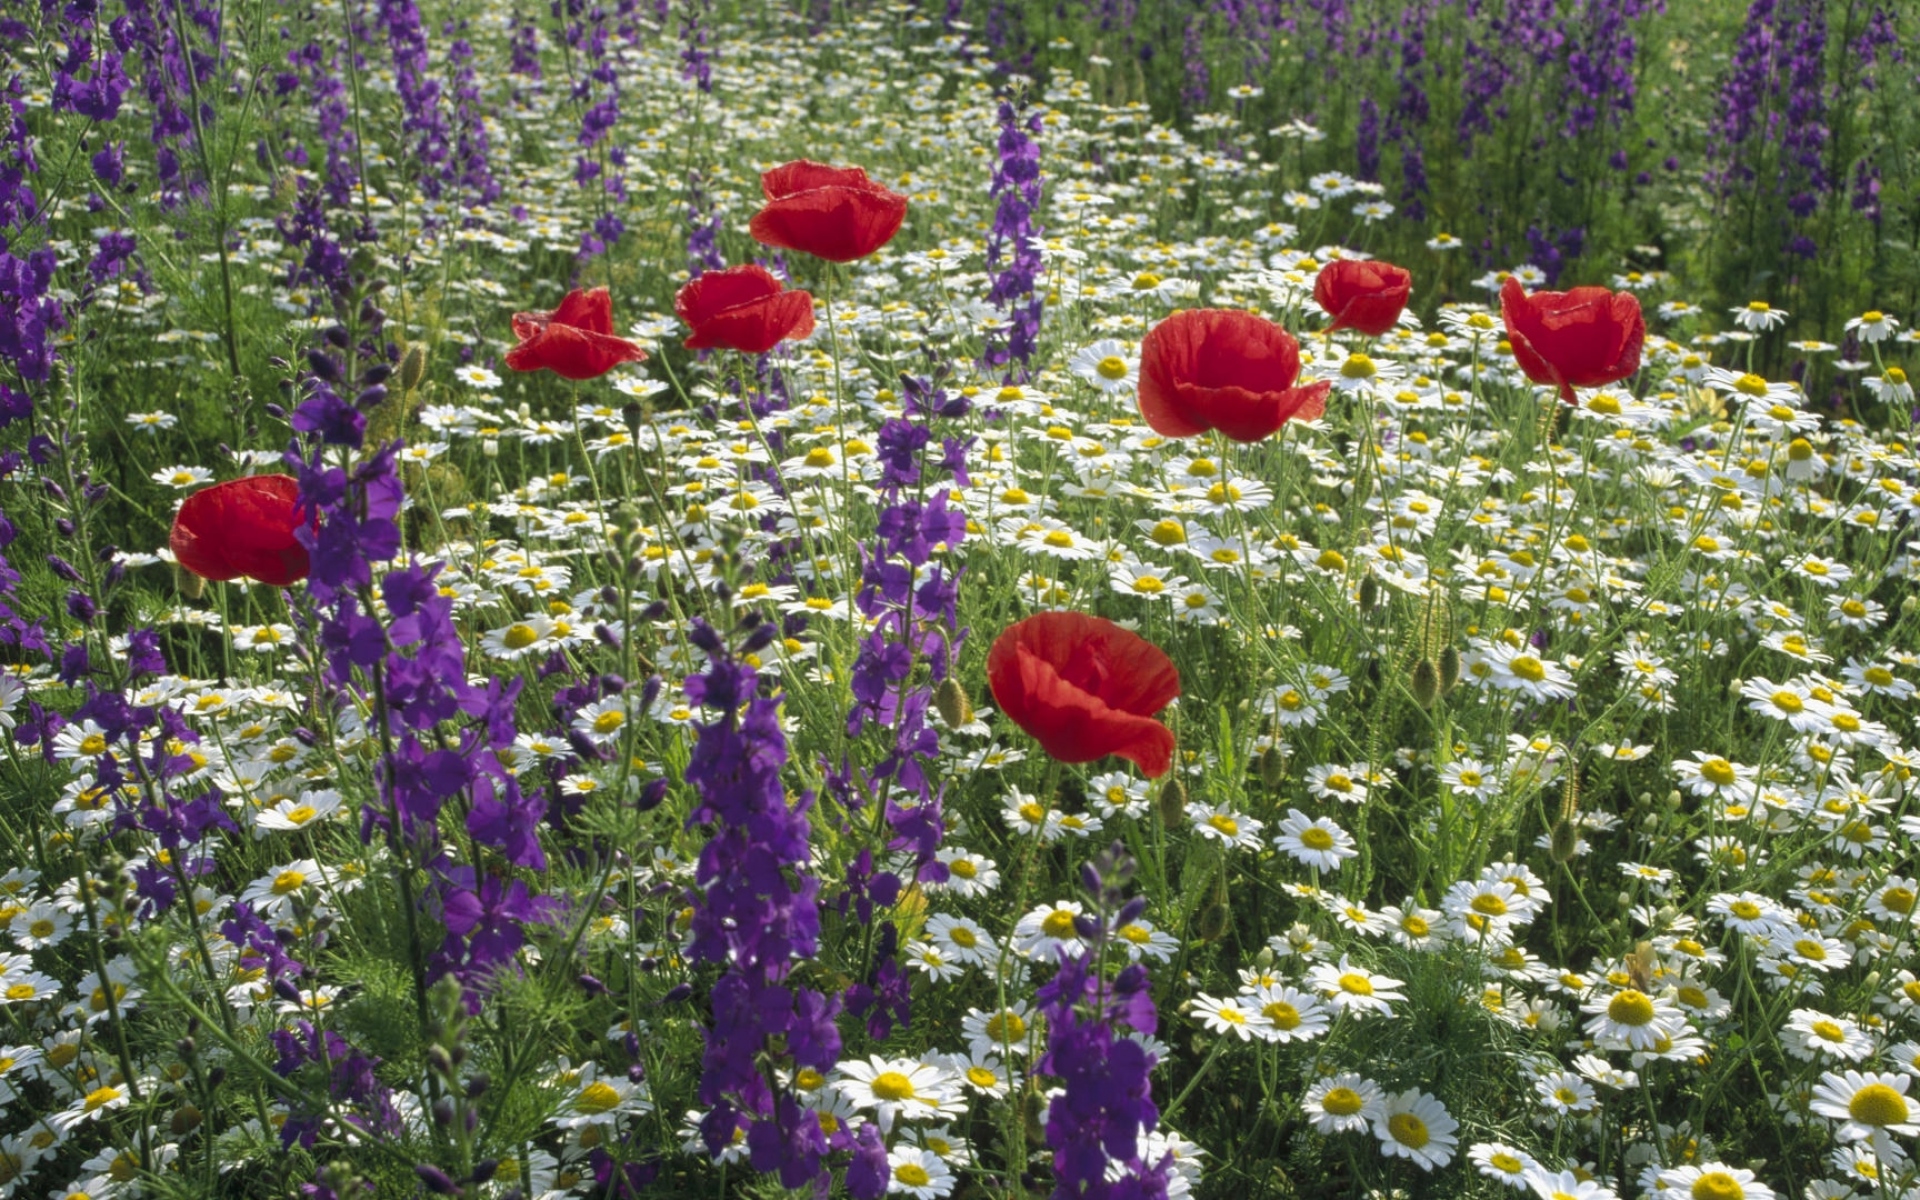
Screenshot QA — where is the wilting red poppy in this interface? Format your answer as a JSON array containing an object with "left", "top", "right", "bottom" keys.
[
  {"left": 505, "top": 286, "right": 649, "bottom": 381},
  {"left": 674, "top": 265, "right": 816, "bottom": 353},
  {"left": 1314, "top": 258, "right": 1412, "bottom": 337},
  {"left": 747, "top": 160, "right": 909, "bottom": 264},
  {"left": 987, "top": 612, "right": 1181, "bottom": 778},
  {"left": 170, "top": 475, "right": 309, "bottom": 587},
  {"left": 1500, "top": 276, "right": 1645, "bottom": 404},
  {"left": 1137, "top": 309, "right": 1331, "bottom": 443}
]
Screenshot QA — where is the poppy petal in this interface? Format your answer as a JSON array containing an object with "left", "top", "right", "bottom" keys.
[
  {"left": 170, "top": 475, "right": 309, "bottom": 587},
  {"left": 987, "top": 612, "right": 1181, "bottom": 778}
]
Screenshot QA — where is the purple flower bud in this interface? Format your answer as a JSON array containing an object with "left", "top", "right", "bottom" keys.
[{"left": 414, "top": 1163, "right": 460, "bottom": 1194}]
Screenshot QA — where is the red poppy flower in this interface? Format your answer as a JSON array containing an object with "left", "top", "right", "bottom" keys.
[
  {"left": 1314, "top": 258, "right": 1412, "bottom": 337},
  {"left": 505, "top": 286, "right": 649, "bottom": 381},
  {"left": 674, "top": 265, "right": 817, "bottom": 353},
  {"left": 747, "top": 160, "right": 909, "bottom": 264},
  {"left": 987, "top": 612, "right": 1181, "bottom": 778},
  {"left": 169, "top": 475, "right": 309, "bottom": 587},
  {"left": 1500, "top": 276, "right": 1645, "bottom": 404},
  {"left": 1137, "top": 309, "right": 1331, "bottom": 443}
]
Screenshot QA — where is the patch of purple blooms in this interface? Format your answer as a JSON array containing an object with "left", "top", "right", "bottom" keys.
[
  {"left": 984, "top": 98, "right": 1044, "bottom": 378},
  {"left": 682, "top": 617, "right": 841, "bottom": 1190}
]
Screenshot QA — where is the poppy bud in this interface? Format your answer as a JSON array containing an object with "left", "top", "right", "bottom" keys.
[
  {"left": 1258, "top": 745, "right": 1286, "bottom": 789},
  {"left": 933, "top": 677, "right": 973, "bottom": 727},
  {"left": 1409, "top": 657, "right": 1441, "bottom": 708},
  {"left": 400, "top": 344, "right": 428, "bottom": 391},
  {"left": 1548, "top": 818, "right": 1581, "bottom": 864},
  {"left": 1438, "top": 644, "right": 1461, "bottom": 692},
  {"left": 1194, "top": 900, "right": 1231, "bottom": 942},
  {"left": 1157, "top": 777, "right": 1188, "bottom": 826},
  {"left": 1357, "top": 574, "right": 1379, "bottom": 611}
]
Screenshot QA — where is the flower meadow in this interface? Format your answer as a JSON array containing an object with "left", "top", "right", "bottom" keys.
[{"left": 4, "top": 3, "right": 1920, "bottom": 1200}]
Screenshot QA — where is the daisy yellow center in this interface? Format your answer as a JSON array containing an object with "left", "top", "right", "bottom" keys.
[
  {"left": 1341, "top": 353, "right": 1377, "bottom": 379},
  {"left": 1691, "top": 1172, "right": 1745, "bottom": 1200},
  {"left": 1299, "top": 827, "right": 1335, "bottom": 851},
  {"left": 1043, "top": 530, "right": 1075, "bottom": 548},
  {"left": 1607, "top": 989, "right": 1655, "bottom": 1027},
  {"left": 592, "top": 711, "right": 625, "bottom": 735},
  {"left": 1793, "top": 938, "right": 1827, "bottom": 961},
  {"left": 1401, "top": 914, "right": 1430, "bottom": 937},
  {"left": 1097, "top": 356, "right": 1130, "bottom": 380},
  {"left": 1132, "top": 272, "right": 1162, "bottom": 290},
  {"left": 1699, "top": 759, "right": 1737, "bottom": 787},
  {"left": 1041, "top": 910, "right": 1079, "bottom": 939},
  {"left": 1488, "top": 1153, "right": 1524, "bottom": 1174},
  {"left": 1132, "top": 576, "right": 1166, "bottom": 594},
  {"left": 795, "top": 1068, "right": 825, "bottom": 1090},
  {"left": 1882, "top": 887, "right": 1915, "bottom": 914},
  {"left": 1811, "top": 1019, "right": 1847, "bottom": 1043},
  {"left": 1206, "top": 482, "right": 1242, "bottom": 504},
  {"left": 1215, "top": 1006, "right": 1247, "bottom": 1024},
  {"left": 1337, "top": 972, "right": 1373, "bottom": 996},
  {"left": 986, "top": 1012, "right": 1027, "bottom": 1042},
  {"left": 1508, "top": 656, "right": 1546, "bottom": 683},
  {"left": 83, "top": 1086, "right": 122, "bottom": 1112},
  {"left": 1677, "top": 985, "right": 1709, "bottom": 1010},
  {"left": 1729, "top": 900, "right": 1762, "bottom": 920},
  {"left": 869, "top": 1071, "right": 917, "bottom": 1102},
  {"left": 575, "top": 1081, "right": 623, "bottom": 1113},
  {"left": 1849, "top": 1083, "right": 1909, "bottom": 1127},
  {"left": 1320, "top": 1087, "right": 1364, "bottom": 1116},
  {"left": 1207, "top": 813, "right": 1240, "bottom": 837},
  {"left": 1471, "top": 893, "right": 1508, "bottom": 916},
  {"left": 79, "top": 733, "right": 109, "bottom": 756},
  {"left": 894, "top": 1164, "right": 932, "bottom": 1188},
  {"left": 1018, "top": 802, "right": 1046, "bottom": 824},
  {"left": 28, "top": 919, "right": 54, "bottom": 938},
  {"left": 804, "top": 447, "right": 835, "bottom": 468},
  {"left": 6, "top": 984, "right": 35, "bottom": 1001},
  {"left": 1263, "top": 1001, "right": 1301, "bottom": 1029},
  {"left": 950, "top": 859, "right": 977, "bottom": 879},
  {"left": 966, "top": 1065, "right": 998, "bottom": 1088},
  {"left": 1149, "top": 520, "right": 1186, "bottom": 545},
  {"left": 1386, "top": 1112, "right": 1429, "bottom": 1148},
  {"left": 271, "top": 870, "right": 307, "bottom": 895},
  {"left": 502, "top": 623, "right": 540, "bottom": 650}
]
